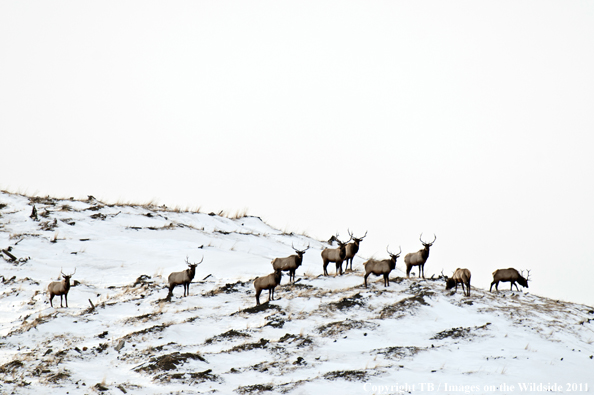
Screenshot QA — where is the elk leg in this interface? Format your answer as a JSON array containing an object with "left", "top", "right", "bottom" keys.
[
  {"left": 384, "top": 273, "right": 389, "bottom": 287},
  {"left": 65, "top": 294, "right": 68, "bottom": 308},
  {"left": 255, "top": 290, "right": 261, "bottom": 305},
  {"left": 364, "top": 273, "right": 370, "bottom": 288},
  {"left": 50, "top": 294, "right": 54, "bottom": 308}
]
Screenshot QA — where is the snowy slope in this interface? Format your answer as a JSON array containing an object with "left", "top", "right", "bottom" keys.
[{"left": 0, "top": 191, "right": 593, "bottom": 394}]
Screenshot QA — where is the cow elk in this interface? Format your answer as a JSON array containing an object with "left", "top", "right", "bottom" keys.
[
  {"left": 490, "top": 268, "right": 529, "bottom": 292},
  {"left": 445, "top": 268, "right": 471, "bottom": 297},
  {"left": 321, "top": 233, "right": 351, "bottom": 276},
  {"left": 48, "top": 268, "right": 76, "bottom": 308},
  {"left": 344, "top": 230, "right": 367, "bottom": 272},
  {"left": 168, "top": 256, "right": 203, "bottom": 297},
  {"left": 404, "top": 233, "right": 436, "bottom": 278},
  {"left": 271, "top": 243, "right": 309, "bottom": 283},
  {"left": 363, "top": 246, "right": 401, "bottom": 288},
  {"left": 254, "top": 269, "right": 283, "bottom": 306}
]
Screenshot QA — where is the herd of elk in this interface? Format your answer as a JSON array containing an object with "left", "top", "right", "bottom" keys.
[{"left": 42, "top": 229, "right": 533, "bottom": 308}]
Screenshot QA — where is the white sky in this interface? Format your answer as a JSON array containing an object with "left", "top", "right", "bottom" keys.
[{"left": 1, "top": 1, "right": 593, "bottom": 306}]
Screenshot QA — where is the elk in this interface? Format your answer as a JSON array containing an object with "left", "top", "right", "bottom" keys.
[
  {"left": 48, "top": 268, "right": 76, "bottom": 308},
  {"left": 254, "top": 269, "right": 283, "bottom": 306},
  {"left": 271, "top": 243, "right": 309, "bottom": 283},
  {"left": 321, "top": 233, "right": 351, "bottom": 276},
  {"left": 490, "top": 268, "right": 529, "bottom": 292},
  {"left": 445, "top": 268, "right": 471, "bottom": 297},
  {"left": 404, "top": 233, "right": 436, "bottom": 278},
  {"left": 363, "top": 246, "right": 401, "bottom": 287},
  {"left": 344, "top": 230, "right": 367, "bottom": 272},
  {"left": 168, "top": 256, "right": 203, "bottom": 297}
]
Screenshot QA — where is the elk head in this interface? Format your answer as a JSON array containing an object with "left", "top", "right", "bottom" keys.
[
  {"left": 61, "top": 267, "right": 76, "bottom": 281},
  {"left": 348, "top": 229, "right": 367, "bottom": 245},
  {"left": 292, "top": 243, "right": 310, "bottom": 257},
  {"left": 387, "top": 245, "right": 402, "bottom": 262},
  {"left": 420, "top": 233, "right": 436, "bottom": 248},
  {"left": 185, "top": 256, "right": 204, "bottom": 269}
]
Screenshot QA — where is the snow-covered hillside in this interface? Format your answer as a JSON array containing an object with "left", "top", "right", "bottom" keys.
[{"left": 1, "top": 191, "right": 592, "bottom": 394}]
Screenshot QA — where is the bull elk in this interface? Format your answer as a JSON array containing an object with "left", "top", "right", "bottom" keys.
[
  {"left": 271, "top": 243, "right": 309, "bottom": 283},
  {"left": 363, "top": 246, "right": 401, "bottom": 288},
  {"left": 254, "top": 269, "right": 283, "bottom": 306},
  {"left": 490, "top": 268, "right": 529, "bottom": 292},
  {"left": 168, "top": 256, "right": 203, "bottom": 297},
  {"left": 321, "top": 233, "right": 351, "bottom": 276},
  {"left": 48, "top": 268, "right": 76, "bottom": 308},
  {"left": 404, "top": 233, "right": 436, "bottom": 278},
  {"left": 445, "top": 268, "right": 471, "bottom": 297},
  {"left": 344, "top": 229, "right": 367, "bottom": 272}
]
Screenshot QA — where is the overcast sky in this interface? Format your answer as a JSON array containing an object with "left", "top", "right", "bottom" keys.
[{"left": 1, "top": 1, "right": 593, "bottom": 306}]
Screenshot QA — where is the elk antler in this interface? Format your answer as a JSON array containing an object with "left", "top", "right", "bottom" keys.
[
  {"left": 349, "top": 229, "right": 368, "bottom": 241},
  {"left": 387, "top": 245, "right": 402, "bottom": 257},
  {"left": 420, "top": 233, "right": 437, "bottom": 246},
  {"left": 292, "top": 242, "right": 310, "bottom": 253},
  {"left": 186, "top": 256, "right": 204, "bottom": 266}
]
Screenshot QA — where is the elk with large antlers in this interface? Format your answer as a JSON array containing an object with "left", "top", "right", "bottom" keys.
[
  {"left": 48, "top": 268, "right": 76, "bottom": 308},
  {"left": 321, "top": 233, "right": 351, "bottom": 276},
  {"left": 344, "top": 230, "right": 367, "bottom": 272},
  {"left": 445, "top": 268, "right": 471, "bottom": 296},
  {"left": 490, "top": 268, "right": 529, "bottom": 292},
  {"left": 404, "top": 233, "right": 436, "bottom": 278},
  {"left": 363, "top": 246, "right": 401, "bottom": 287},
  {"left": 271, "top": 243, "right": 309, "bottom": 283},
  {"left": 168, "top": 256, "right": 203, "bottom": 297}
]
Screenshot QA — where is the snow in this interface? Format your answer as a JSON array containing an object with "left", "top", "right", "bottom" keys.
[{"left": 0, "top": 191, "right": 593, "bottom": 394}]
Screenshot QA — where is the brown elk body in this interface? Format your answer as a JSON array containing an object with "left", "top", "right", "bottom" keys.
[
  {"left": 490, "top": 268, "right": 529, "bottom": 292},
  {"left": 254, "top": 269, "right": 283, "bottom": 305},
  {"left": 321, "top": 235, "right": 351, "bottom": 276},
  {"left": 168, "top": 257, "right": 203, "bottom": 297},
  {"left": 445, "top": 268, "right": 471, "bottom": 296},
  {"left": 404, "top": 234, "right": 436, "bottom": 278},
  {"left": 271, "top": 244, "right": 309, "bottom": 283},
  {"left": 344, "top": 230, "right": 367, "bottom": 272},
  {"left": 363, "top": 246, "right": 401, "bottom": 287},
  {"left": 48, "top": 268, "right": 76, "bottom": 308}
]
